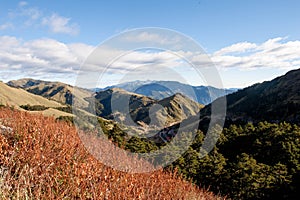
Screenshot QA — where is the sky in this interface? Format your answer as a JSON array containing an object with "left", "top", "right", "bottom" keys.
[{"left": 0, "top": 0, "right": 300, "bottom": 88}]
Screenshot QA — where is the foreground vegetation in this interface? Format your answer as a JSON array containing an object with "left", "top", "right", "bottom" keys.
[
  {"left": 1, "top": 105, "right": 299, "bottom": 199},
  {"left": 0, "top": 107, "right": 221, "bottom": 199}
]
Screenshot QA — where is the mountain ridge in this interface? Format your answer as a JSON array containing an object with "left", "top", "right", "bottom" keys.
[
  {"left": 0, "top": 81, "right": 73, "bottom": 118},
  {"left": 88, "top": 88, "right": 203, "bottom": 129},
  {"left": 7, "top": 78, "right": 93, "bottom": 108},
  {"left": 94, "top": 80, "right": 237, "bottom": 105},
  {"left": 200, "top": 68, "right": 300, "bottom": 125}
]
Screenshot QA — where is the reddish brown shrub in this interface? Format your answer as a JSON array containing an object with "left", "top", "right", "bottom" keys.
[{"left": 0, "top": 107, "right": 223, "bottom": 199}]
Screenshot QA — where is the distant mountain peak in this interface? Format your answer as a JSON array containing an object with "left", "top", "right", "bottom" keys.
[{"left": 95, "top": 80, "right": 236, "bottom": 105}]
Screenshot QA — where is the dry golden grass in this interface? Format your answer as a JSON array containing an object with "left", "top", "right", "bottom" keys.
[
  {"left": 0, "top": 81, "right": 62, "bottom": 108},
  {"left": 29, "top": 81, "right": 91, "bottom": 108},
  {"left": 8, "top": 78, "right": 92, "bottom": 108},
  {"left": 29, "top": 108, "right": 74, "bottom": 118},
  {"left": 0, "top": 81, "right": 75, "bottom": 118},
  {"left": 0, "top": 107, "right": 223, "bottom": 199}
]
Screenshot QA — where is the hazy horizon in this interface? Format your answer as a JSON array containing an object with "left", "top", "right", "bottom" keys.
[{"left": 4, "top": 74, "right": 284, "bottom": 90}]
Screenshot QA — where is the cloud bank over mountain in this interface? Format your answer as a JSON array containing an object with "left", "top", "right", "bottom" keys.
[{"left": 1, "top": 35, "right": 299, "bottom": 84}]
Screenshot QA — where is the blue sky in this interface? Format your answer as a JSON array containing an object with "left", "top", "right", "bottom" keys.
[{"left": 0, "top": 0, "right": 300, "bottom": 88}]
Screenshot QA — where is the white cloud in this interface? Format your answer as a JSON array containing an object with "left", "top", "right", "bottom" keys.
[
  {"left": 77, "top": 47, "right": 183, "bottom": 74},
  {"left": 42, "top": 13, "right": 79, "bottom": 35},
  {"left": 122, "top": 31, "right": 182, "bottom": 46},
  {"left": 0, "top": 23, "right": 14, "bottom": 30},
  {"left": 18, "top": 1, "right": 28, "bottom": 7},
  {"left": 4, "top": 2, "right": 79, "bottom": 35},
  {"left": 68, "top": 43, "right": 95, "bottom": 63},
  {"left": 210, "top": 37, "right": 300, "bottom": 70},
  {"left": 0, "top": 36, "right": 184, "bottom": 82},
  {"left": 107, "top": 50, "right": 181, "bottom": 71},
  {"left": 214, "top": 42, "right": 257, "bottom": 56},
  {"left": 8, "top": 2, "right": 41, "bottom": 24},
  {"left": 0, "top": 36, "right": 300, "bottom": 85},
  {"left": 0, "top": 36, "right": 87, "bottom": 80}
]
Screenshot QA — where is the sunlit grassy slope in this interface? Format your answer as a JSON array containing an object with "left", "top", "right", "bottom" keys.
[
  {"left": 0, "top": 81, "right": 61, "bottom": 107},
  {"left": 0, "top": 81, "right": 74, "bottom": 118},
  {"left": 8, "top": 78, "right": 92, "bottom": 108}
]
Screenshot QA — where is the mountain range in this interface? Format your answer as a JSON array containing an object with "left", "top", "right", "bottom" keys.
[
  {"left": 2, "top": 78, "right": 204, "bottom": 130},
  {"left": 3, "top": 68, "right": 300, "bottom": 127},
  {"left": 95, "top": 80, "right": 237, "bottom": 105},
  {"left": 88, "top": 88, "right": 203, "bottom": 129}
]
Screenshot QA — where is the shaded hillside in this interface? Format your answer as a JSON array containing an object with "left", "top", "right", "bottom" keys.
[
  {"left": 7, "top": 78, "right": 92, "bottom": 108},
  {"left": 96, "top": 80, "right": 236, "bottom": 105},
  {"left": 201, "top": 68, "right": 300, "bottom": 125},
  {"left": 134, "top": 83, "right": 174, "bottom": 100},
  {"left": 87, "top": 88, "right": 203, "bottom": 128},
  {"left": 158, "top": 93, "right": 203, "bottom": 122}
]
